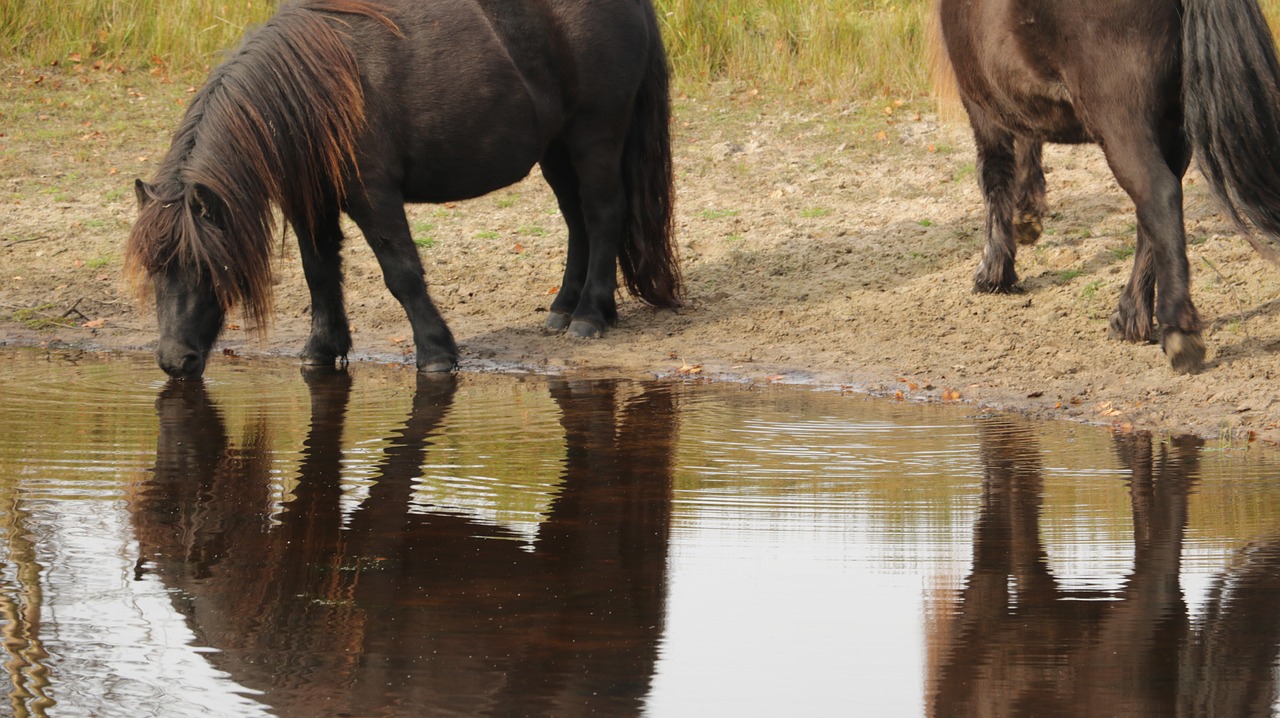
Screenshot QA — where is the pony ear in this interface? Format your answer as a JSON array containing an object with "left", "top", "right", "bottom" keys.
[
  {"left": 187, "top": 183, "right": 224, "bottom": 225},
  {"left": 134, "top": 179, "right": 156, "bottom": 209}
]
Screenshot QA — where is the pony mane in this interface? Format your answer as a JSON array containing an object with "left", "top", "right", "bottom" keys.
[{"left": 125, "top": 0, "right": 398, "bottom": 329}]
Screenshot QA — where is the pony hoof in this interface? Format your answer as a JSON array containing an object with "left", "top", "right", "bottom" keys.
[
  {"left": 301, "top": 354, "right": 338, "bottom": 367},
  {"left": 1108, "top": 311, "right": 1156, "bottom": 344},
  {"left": 418, "top": 358, "right": 457, "bottom": 373},
  {"left": 1013, "top": 212, "right": 1043, "bottom": 246},
  {"left": 544, "top": 311, "right": 572, "bottom": 333},
  {"left": 1162, "top": 329, "right": 1206, "bottom": 375},
  {"left": 972, "top": 279, "right": 1023, "bottom": 295},
  {"left": 567, "top": 319, "right": 603, "bottom": 339}
]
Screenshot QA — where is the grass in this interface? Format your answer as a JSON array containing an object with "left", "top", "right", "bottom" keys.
[
  {"left": 0, "top": 0, "right": 273, "bottom": 71},
  {"left": 698, "top": 208, "right": 740, "bottom": 220},
  {"left": 2, "top": 0, "right": 936, "bottom": 97},
  {"left": 659, "top": 0, "right": 933, "bottom": 97},
  {"left": 8, "top": 0, "right": 1280, "bottom": 101}
]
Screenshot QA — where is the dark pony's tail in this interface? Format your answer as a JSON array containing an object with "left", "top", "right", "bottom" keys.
[
  {"left": 618, "top": 2, "right": 683, "bottom": 308},
  {"left": 1183, "top": 0, "right": 1280, "bottom": 261}
]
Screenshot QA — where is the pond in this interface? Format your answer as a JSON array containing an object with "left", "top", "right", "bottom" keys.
[{"left": 1, "top": 347, "right": 1279, "bottom": 717}]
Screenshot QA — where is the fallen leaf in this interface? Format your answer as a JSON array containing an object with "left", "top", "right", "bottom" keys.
[
  {"left": 1027, "top": 390, "right": 1044, "bottom": 398},
  {"left": 225, "top": 323, "right": 240, "bottom": 330},
  {"left": 81, "top": 318, "right": 106, "bottom": 329},
  {"left": 222, "top": 348, "right": 238, "bottom": 357},
  {"left": 765, "top": 374, "right": 784, "bottom": 382},
  {"left": 894, "top": 390, "right": 905, "bottom": 402},
  {"left": 388, "top": 335, "right": 407, "bottom": 344},
  {"left": 513, "top": 243, "right": 525, "bottom": 253},
  {"left": 677, "top": 362, "right": 703, "bottom": 375}
]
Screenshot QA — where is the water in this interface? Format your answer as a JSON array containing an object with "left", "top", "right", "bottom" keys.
[{"left": 1, "top": 348, "right": 1280, "bottom": 717}]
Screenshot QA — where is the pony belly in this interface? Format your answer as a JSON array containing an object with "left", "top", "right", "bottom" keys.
[{"left": 398, "top": 148, "right": 541, "bottom": 204}]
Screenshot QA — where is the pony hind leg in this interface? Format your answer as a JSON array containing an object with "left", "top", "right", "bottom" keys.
[
  {"left": 1100, "top": 127, "right": 1203, "bottom": 372},
  {"left": 967, "top": 105, "right": 1022, "bottom": 293},
  {"left": 1013, "top": 139, "right": 1047, "bottom": 246},
  {"left": 296, "top": 209, "right": 353, "bottom": 367},
  {"left": 538, "top": 141, "right": 598, "bottom": 333},
  {"left": 347, "top": 190, "right": 458, "bottom": 372},
  {"left": 1109, "top": 126, "right": 1192, "bottom": 349},
  {"left": 553, "top": 132, "right": 627, "bottom": 338}
]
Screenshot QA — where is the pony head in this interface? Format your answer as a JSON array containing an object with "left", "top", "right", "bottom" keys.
[{"left": 126, "top": 177, "right": 273, "bottom": 379}]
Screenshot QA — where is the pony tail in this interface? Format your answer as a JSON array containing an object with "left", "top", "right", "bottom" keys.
[
  {"left": 617, "top": 4, "right": 683, "bottom": 308},
  {"left": 1183, "top": 0, "right": 1280, "bottom": 261}
]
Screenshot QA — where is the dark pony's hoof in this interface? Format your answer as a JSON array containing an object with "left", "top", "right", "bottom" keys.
[
  {"left": 1108, "top": 310, "right": 1157, "bottom": 344},
  {"left": 1162, "top": 329, "right": 1206, "bottom": 374},
  {"left": 544, "top": 311, "right": 572, "bottom": 333},
  {"left": 418, "top": 358, "right": 457, "bottom": 373},
  {"left": 300, "top": 352, "right": 349, "bottom": 368},
  {"left": 567, "top": 319, "right": 604, "bottom": 339},
  {"left": 972, "top": 278, "right": 1024, "bottom": 295},
  {"left": 1013, "top": 211, "right": 1043, "bottom": 246}
]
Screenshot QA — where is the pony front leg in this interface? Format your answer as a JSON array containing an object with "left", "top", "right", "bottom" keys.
[
  {"left": 348, "top": 197, "right": 458, "bottom": 372},
  {"left": 967, "top": 109, "right": 1021, "bottom": 293},
  {"left": 295, "top": 211, "right": 353, "bottom": 367}
]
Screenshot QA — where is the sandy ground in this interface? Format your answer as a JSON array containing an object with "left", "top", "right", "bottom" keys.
[{"left": 3, "top": 66, "right": 1279, "bottom": 445}]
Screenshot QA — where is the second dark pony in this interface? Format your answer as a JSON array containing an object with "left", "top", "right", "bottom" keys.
[
  {"left": 127, "top": 0, "right": 680, "bottom": 378},
  {"left": 939, "top": 0, "right": 1280, "bottom": 373}
]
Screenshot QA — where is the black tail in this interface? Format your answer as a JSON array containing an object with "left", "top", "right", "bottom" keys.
[
  {"left": 1184, "top": 0, "right": 1280, "bottom": 261},
  {"left": 618, "top": 2, "right": 683, "bottom": 308}
]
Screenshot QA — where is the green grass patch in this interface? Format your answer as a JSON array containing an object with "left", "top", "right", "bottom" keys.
[
  {"left": 698, "top": 208, "right": 740, "bottom": 220},
  {"left": 1110, "top": 245, "right": 1135, "bottom": 261},
  {"left": 518, "top": 226, "right": 548, "bottom": 237},
  {"left": 1079, "top": 279, "right": 1104, "bottom": 300},
  {"left": 11, "top": 304, "right": 75, "bottom": 330},
  {"left": 800, "top": 207, "right": 833, "bottom": 218}
]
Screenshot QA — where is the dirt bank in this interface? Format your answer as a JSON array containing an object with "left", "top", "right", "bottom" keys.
[{"left": 3, "top": 66, "right": 1278, "bottom": 444}]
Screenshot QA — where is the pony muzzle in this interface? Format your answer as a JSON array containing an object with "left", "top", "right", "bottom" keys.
[{"left": 157, "top": 340, "right": 209, "bottom": 379}]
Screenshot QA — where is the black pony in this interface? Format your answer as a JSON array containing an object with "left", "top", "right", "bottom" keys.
[
  {"left": 939, "top": 0, "right": 1280, "bottom": 373},
  {"left": 127, "top": 0, "right": 680, "bottom": 378}
]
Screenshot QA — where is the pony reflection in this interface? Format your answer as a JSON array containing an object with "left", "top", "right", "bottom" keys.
[
  {"left": 929, "top": 421, "right": 1280, "bottom": 717},
  {"left": 133, "top": 372, "right": 676, "bottom": 715}
]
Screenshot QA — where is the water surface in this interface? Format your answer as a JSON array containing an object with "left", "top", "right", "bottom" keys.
[{"left": 2, "top": 348, "right": 1280, "bottom": 716}]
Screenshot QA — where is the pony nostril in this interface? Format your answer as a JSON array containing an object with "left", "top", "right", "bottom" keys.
[
  {"left": 158, "top": 350, "right": 205, "bottom": 378},
  {"left": 180, "top": 353, "right": 203, "bottom": 376}
]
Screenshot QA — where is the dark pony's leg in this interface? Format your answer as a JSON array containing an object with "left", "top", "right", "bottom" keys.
[
  {"left": 1013, "top": 139, "right": 1047, "bottom": 246},
  {"left": 295, "top": 208, "right": 352, "bottom": 367},
  {"left": 968, "top": 102, "right": 1022, "bottom": 293},
  {"left": 558, "top": 131, "right": 626, "bottom": 338},
  {"left": 346, "top": 188, "right": 458, "bottom": 372},
  {"left": 539, "top": 141, "right": 591, "bottom": 332},
  {"left": 1110, "top": 127, "right": 1190, "bottom": 346},
  {"left": 1098, "top": 121, "right": 1203, "bottom": 372}
]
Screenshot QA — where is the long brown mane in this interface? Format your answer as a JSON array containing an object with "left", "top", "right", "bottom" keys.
[{"left": 125, "top": 0, "right": 397, "bottom": 328}]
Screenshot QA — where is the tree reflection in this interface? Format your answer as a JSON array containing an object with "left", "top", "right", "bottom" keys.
[
  {"left": 930, "top": 420, "right": 1280, "bottom": 717},
  {"left": 134, "top": 371, "right": 675, "bottom": 716}
]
